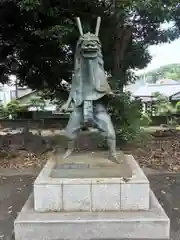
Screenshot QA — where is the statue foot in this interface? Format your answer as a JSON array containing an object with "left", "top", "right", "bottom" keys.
[
  {"left": 108, "top": 152, "right": 119, "bottom": 164},
  {"left": 63, "top": 148, "right": 74, "bottom": 159},
  {"left": 63, "top": 140, "right": 75, "bottom": 159}
]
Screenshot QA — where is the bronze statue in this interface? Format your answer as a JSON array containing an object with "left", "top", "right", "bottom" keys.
[{"left": 60, "top": 17, "right": 118, "bottom": 163}]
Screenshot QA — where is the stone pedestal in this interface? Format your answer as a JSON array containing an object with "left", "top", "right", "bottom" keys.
[{"left": 14, "top": 152, "right": 170, "bottom": 240}]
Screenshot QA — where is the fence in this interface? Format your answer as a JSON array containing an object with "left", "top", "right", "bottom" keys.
[
  {"left": 151, "top": 114, "right": 180, "bottom": 126},
  {"left": 0, "top": 117, "right": 69, "bottom": 130}
]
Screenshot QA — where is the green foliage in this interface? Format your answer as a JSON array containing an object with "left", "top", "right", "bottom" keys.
[
  {"left": 141, "top": 63, "right": 180, "bottom": 83},
  {"left": 0, "top": 104, "right": 8, "bottom": 119},
  {"left": 107, "top": 92, "right": 143, "bottom": 144},
  {"left": 175, "top": 101, "right": 180, "bottom": 112},
  {"left": 0, "top": 0, "right": 179, "bottom": 96},
  {"left": 140, "top": 113, "right": 152, "bottom": 126},
  {"left": 130, "top": 127, "right": 153, "bottom": 148},
  {"left": 28, "top": 96, "right": 46, "bottom": 110},
  {"left": 153, "top": 92, "right": 175, "bottom": 115},
  {"left": 6, "top": 100, "right": 27, "bottom": 118},
  {"left": 0, "top": 0, "right": 179, "bottom": 142},
  {"left": 19, "top": 0, "right": 40, "bottom": 11},
  {"left": 39, "top": 89, "right": 66, "bottom": 105},
  {"left": 153, "top": 92, "right": 177, "bottom": 125}
]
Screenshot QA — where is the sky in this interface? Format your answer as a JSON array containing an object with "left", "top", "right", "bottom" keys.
[
  {"left": 137, "top": 21, "right": 180, "bottom": 75},
  {"left": 137, "top": 38, "right": 180, "bottom": 74}
]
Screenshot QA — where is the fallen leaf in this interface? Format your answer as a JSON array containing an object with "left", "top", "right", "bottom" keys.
[
  {"left": 17, "top": 188, "right": 22, "bottom": 192},
  {"left": 173, "top": 207, "right": 179, "bottom": 211},
  {"left": 161, "top": 190, "right": 166, "bottom": 194}
]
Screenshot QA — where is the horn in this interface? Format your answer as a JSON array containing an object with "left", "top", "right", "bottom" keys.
[
  {"left": 76, "top": 17, "right": 83, "bottom": 36},
  {"left": 95, "top": 17, "right": 101, "bottom": 36}
]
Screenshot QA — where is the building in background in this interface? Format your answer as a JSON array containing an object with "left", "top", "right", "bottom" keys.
[
  {"left": 131, "top": 79, "right": 180, "bottom": 114},
  {"left": 133, "top": 79, "right": 180, "bottom": 102},
  {"left": 0, "top": 84, "right": 33, "bottom": 105}
]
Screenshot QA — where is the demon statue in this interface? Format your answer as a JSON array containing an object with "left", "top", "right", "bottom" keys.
[{"left": 60, "top": 17, "right": 118, "bottom": 163}]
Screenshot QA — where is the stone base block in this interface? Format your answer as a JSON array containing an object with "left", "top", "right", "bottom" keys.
[
  {"left": 14, "top": 191, "right": 170, "bottom": 240},
  {"left": 34, "top": 153, "right": 150, "bottom": 212}
]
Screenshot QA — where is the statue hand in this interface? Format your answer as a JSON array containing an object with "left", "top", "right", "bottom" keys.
[
  {"left": 108, "top": 91, "right": 115, "bottom": 98},
  {"left": 59, "top": 102, "right": 69, "bottom": 112}
]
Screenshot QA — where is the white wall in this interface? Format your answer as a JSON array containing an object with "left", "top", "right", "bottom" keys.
[{"left": 0, "top": 84, "right": 14, "bottom": 105}]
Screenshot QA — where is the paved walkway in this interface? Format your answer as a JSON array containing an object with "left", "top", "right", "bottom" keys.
[
  {"left": 149, "top": 173, "right": 180, "bottom": 240},
  {"left": 0, "top": 175, "right": 35, "bottom": 240},
  {"left": 0, "top": 171, "right": 180, "bottom": 240}
]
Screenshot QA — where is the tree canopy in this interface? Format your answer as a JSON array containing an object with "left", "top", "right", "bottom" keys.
[
  {"left": 140, "top": 63, "right": 180, "bottom": 83},
  {"left": 0, "top": 0, "right": 179, "bottom": 100}
]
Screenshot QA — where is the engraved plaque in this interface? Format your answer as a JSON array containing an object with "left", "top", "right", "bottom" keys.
[{"left": 58, "top": 163, "right": 90, "bottom": 169}]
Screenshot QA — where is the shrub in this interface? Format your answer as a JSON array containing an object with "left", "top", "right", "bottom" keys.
[{"left": 107, "top": 92, "right": 143, "bottom": 146}]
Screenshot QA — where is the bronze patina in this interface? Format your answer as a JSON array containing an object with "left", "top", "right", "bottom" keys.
[{"left": 60, "top": 17, "right": 118, "bottom": 163}]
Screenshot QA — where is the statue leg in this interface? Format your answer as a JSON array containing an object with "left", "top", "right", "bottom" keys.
[
  {"left": 63, "top": 106, "right": 83, "bottom": 158},
  {"left": 93, "top": 103, "right": 118, "bottom": 163}
]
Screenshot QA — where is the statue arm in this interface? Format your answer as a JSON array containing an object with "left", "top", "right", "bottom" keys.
[
  {"left": 66, "top": 73, "right": 76, "bottom": 106},
  {"left": 59, "top": 89, "right": 73, "bottom": 113},
  {"left": 66, "top": 91, "right": 72, "bottom": 107}
]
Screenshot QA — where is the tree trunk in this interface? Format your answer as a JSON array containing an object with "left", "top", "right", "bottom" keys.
[
  {"left": 112, "top": 0, "right": 132, "bottom": 86},
  {"left": 112, "top": 26, "right": 132, "bottom": 89}
]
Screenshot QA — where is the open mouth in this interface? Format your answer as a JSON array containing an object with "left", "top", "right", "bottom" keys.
[
  {"left": 82, "top": 48, "right": 98, "bottom": 58},
  {"left": 83, "top": 49, "right": 97, "bottom": 53},
  {"left": 82, "top": 46, "right": 98, "bottom": 51},
  {"left": 82, "top": 52, "right": 98, "bottom": 58}
]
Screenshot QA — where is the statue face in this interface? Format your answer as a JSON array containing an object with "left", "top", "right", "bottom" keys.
[{"left": 79, "top": 32, "right": 100, "bottom": 59}]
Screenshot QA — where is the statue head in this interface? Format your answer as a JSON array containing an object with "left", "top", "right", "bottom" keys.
[
  {"left": 71, "top": 17, "right": 112, "bottom": 104},
  {"left": 76, "top": 17, "right": 101, "bottom": 59}
]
